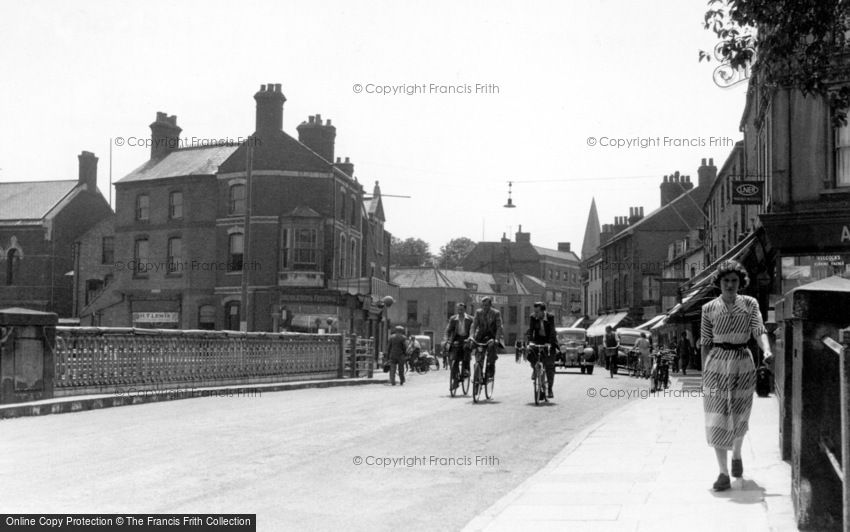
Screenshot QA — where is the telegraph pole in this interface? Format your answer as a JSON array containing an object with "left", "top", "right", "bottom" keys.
[{"left": 239, "top": 137, "right": 254, "bottom": 331}]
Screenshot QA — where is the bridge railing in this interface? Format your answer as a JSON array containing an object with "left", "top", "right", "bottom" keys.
[{"left": 51, "top": 326, "right": 345, "bottom": 397}]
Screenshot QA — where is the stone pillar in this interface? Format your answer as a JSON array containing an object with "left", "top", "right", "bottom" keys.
[{"left": 0, "top": 308, "right": 58, "bottom": 404}]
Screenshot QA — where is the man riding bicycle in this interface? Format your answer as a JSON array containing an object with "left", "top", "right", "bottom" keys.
[
  {"left": 443, "top": 302, "right": 474, "bottom": 388},
  {"left": 526, "top": 301, "right": 558, "bottom": 399},
  {"left": 467, "top": 296, "right": 503, "bottom": 380}
]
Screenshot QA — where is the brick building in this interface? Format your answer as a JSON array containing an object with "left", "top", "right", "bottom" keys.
[
  {"left": 461, "top": 227, "right": 581, "bottom": 325},
  {"left": 77, "top": 84, "right": 394, "bottom": 337},
  {"left": 593, "top": 161, "right": 716, "bottom": 332},
  {"left": 0, "top": 151, "right": 112, "bottom": 316}
]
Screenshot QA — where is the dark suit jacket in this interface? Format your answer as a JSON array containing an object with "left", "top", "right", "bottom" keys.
[
  {"left": 526, "top": 312, "right": 557, "bottom": 347},
  {"left": 470, "top": 307, "right": 503, "bottom": 344}
]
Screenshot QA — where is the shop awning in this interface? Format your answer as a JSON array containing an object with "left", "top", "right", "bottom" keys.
[
  {"left": 636, "top": 314, "right": 666, "bottom": 330},
  {"left": 586, "top": 311, "right": 628, "bottom": 337},
  {"left": 666, "top": 231, "right": 761, "bottom": 321}
]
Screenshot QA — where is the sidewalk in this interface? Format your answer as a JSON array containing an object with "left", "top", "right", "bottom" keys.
[
  {"left": 464, "top": 371, "right": 798, "bottom": 532},
  {"left": 0, "top": 372, "right": 388, "bottom": 420}
]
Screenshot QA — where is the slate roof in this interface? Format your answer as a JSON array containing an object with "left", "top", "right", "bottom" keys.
[
  {"left": 117, "top": 144, "right": 240, "bottom": 183},
  {"left": 532, "top": 245, "right": 580, "bottom": 263},
  {"left": 0, "top": 180, "right": 78, "bottom": 221},
  {"left": 391, "top": 269, "right": 532, "bottom": 295}
]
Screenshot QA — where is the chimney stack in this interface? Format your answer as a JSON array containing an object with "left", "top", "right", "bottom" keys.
[
  {"left": 334, "top": 156, "right": 354, "bottom": 177},
  {"left": 77, "top": 151, "right": 98, "bottom": 191},
  {"left": 254, "top": 83, "right": 286, "bottom": 138},
  {"left": 660, "top": 169, "right": 694, "bottom": 206},
  {"left": 297, "top": 113, "right": 336, "bottom": 163},
  {"left": 557, "top": 242, "right": 571, "bottom": 252},
  {"left": 628, "top": 206, "right": 643, "bottom": 225},
  {"left": 698, "top": 156, "right": 718, "bottom": 189},
  {"left": 515, "top": 224, "right": 531, "bottom": 244},
  {"left": 149, "top": 112, "right": 181, "bottom": 160},
  {"left": 501, "top": 232, "right": 510, "bottom": 244}
]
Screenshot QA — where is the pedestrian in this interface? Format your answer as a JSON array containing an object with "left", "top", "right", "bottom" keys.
[
  {"left": 677, "top": 331, "right": 693, "bottom": 376},
  {"left": 604, "top": 325, "right": 619, "bottom": 377},
  {"left": 700, "top": 260, "right": 773, "bottom": 491},
  {"left": 635, "top": 332, "right": 651, "bottom": 378},
  {"left": 387, "top": 326, "right": 408, "bottom": 386}
]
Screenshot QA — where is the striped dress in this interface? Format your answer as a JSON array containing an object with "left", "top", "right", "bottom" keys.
[{"left": 700, "top": 295, "right": 766, "bottom": 449}]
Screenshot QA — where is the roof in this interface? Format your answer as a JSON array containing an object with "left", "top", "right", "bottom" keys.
[
  {"left": 391, "top": 268, "right": 520, "bottom": 294},
  {"left": 391, "top": 268, "right": 455, "bottom": 289},
  {"left": 117, "top": 144, "right": 240, "bottom": 183},
  {"left": 532, "top": 245, "right": 580, "bottom": 263},
  {"left": 0, "top": 180, "right": 78, "bottom": 221},
  {"left": 603, "top": 184, "right": 710, "bottom": 247}
]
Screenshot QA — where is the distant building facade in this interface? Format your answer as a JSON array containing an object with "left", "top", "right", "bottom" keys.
[
  {"left": 0, "top": 151, "right": 112, "bottom": 316},
  {"left": 390, "top": 268, "right": 536, "bottom": 348},
  {"left": 461, "top": 227, "right": 581, "bottom": 325}
]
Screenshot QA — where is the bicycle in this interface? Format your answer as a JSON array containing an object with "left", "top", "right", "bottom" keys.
[
  {"left": 527, "top": 342, "right": 550, "bottom": 405},
  {"left": 650, "top": 349, "right": 673, "bottom": 392},
  {"left": 470, "top": 339, "right": 495, "bottom": 403},
  {"left": 447, "top": 341, "right": 470, "bottom": 397}
]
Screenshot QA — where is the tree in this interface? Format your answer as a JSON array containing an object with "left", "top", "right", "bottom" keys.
[
  {"left": 390, "top": 237, "right": 433, "bottom": 267},
  {"left": 700, "top": 0, "right": 850, "bottom": 125},
  {"left": 439, "top": 237, "right": 477, "bottom": 269}
]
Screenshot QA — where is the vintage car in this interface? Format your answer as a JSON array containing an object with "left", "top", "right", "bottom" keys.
[{"left": 555, "top": 327, "right": 595, "bottom": 374}]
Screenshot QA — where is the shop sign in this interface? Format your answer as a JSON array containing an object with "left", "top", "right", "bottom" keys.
[
  {"left": 731, "top": 181, "right": 764, "bottom": 205},
  {"left": 471, "top": 294, "right": 508, "bottom": 305},
  {"left": 133, "top": 312, "right": 179, "bottom": 323}
]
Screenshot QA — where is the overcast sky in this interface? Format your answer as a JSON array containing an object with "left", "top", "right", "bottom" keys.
[{"left": 0, "top": 0, "right": 746, "bottom": 256}]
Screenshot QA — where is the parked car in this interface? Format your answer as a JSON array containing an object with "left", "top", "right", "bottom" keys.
[{"left": 555, "top": 327, "right": 595, "bottom": 374}]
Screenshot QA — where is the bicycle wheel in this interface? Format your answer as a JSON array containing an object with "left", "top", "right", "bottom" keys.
[
  {"left": 540, "top": 369, "right": 548, "bottom": 403},
  {"left": 450, "top": 369, "right": 457, "bottom": 397},
  {"left": 472, "top": 364, "right": 482, "bottom": 403},
  {"left": 461, "top": 371, "right": 470, "bottom": 395},
  {"left": 484, "top": 361, "right": 494, "bottom": 399},
  {"left": 415, "top": 360, "right": 427, "bottom": 375}
]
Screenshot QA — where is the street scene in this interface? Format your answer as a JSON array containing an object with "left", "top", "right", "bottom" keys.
[{"left": 3, "top": 0, "right": 850, "bottom": 531}]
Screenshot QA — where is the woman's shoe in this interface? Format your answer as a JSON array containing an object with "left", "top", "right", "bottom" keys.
[
  {"left": 713, "top": 473, "right": 731, "bottom": 491},
  {"left": 731, "top": 459, "right": 743, "bottom": 478}
]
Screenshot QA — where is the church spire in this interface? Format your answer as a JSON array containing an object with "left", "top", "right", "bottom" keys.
[{"left": 580, "top": 198, "right": 601, "bottom": 260}]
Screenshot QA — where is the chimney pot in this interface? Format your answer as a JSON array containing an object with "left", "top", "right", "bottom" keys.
[
  {"left": 326, "top": 119, "right": 332, "bottom": 126},
  {"left": 701, "top": 158, "right": 707, "bottom": 165},
  {"left": 336, "top": 157, "right": 341, "bottom": 163},
  {"left": 274, "top": 83, "right": 281, "bottom": 92},
  {"left": 260, "top": 84, "right": 266, "bottom": 91},
  {"left": 709, "top": 158, "right": 714, "bottom": 165},
  {"left": 309, "top": 116, "right": 315, "bottom": 124}
]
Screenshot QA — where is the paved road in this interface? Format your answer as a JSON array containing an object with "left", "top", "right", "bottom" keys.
[{"left": 1, "top": 360, "right": 651, "bottom": 531}]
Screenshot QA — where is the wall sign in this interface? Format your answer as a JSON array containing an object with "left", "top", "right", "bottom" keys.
[{"left": 731, "top": 181, "right": 764, "bottom": 205}]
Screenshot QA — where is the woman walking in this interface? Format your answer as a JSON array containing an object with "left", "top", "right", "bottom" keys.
[{"left": 700, "top": 260, "right": 773, "bottom": 491}]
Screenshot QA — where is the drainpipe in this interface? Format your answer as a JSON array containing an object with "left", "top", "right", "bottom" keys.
[{"left": 787, "top": 90, "right": 793, "bottom": 210}]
